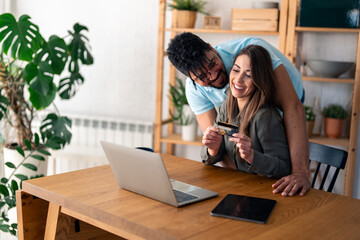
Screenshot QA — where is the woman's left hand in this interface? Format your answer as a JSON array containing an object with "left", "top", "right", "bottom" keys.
[{"left": 229, "top": 133, "right": 254, "bottom": 164}]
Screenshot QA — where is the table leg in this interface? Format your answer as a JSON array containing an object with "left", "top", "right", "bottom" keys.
[{"left": 44, "top": 202, "right": 61, "bottom": 239}]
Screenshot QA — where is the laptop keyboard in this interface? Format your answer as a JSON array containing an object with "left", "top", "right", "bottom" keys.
[{"left": 173, "top": 189, "right": 198, "bottom": 203}]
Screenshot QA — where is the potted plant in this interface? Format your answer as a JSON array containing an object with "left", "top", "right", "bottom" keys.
[
  {"left": 0, "top": 13, "right": 93, "bottom": 236},
  {"left": 304, "top": 105, "right": 315, "bottom": 138},
  {"left": 169, "top": 78, "right": 197, "bottom": 141},
  {"left": 322, "top": 104, "right": 347, "bottom": 139},
  {"left": 168, "top": 0, "right": 208, "bottom": 28}
]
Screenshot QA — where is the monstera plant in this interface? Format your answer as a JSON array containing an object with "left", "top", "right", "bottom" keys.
[{"left": 0, "top": 13, "right": 93, "bottom": 236}]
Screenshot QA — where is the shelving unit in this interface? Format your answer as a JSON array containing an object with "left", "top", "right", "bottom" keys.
[
  {"left": 285, "top": 0, "right": 360, "bottom": 197},
  {"left": 155, "top": 0, "right": 290, "bottom": 154}
]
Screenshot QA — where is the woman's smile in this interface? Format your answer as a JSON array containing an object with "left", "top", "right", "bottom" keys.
[{"left": 229, "top": 54, "right": 255, "bottom": 109}]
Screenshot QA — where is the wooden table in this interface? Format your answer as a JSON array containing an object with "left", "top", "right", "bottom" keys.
[{"left": 17, "top": 154, "right": 360, "bottom": 240}]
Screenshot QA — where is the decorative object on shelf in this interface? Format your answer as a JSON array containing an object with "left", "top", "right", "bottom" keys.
[
  {"left": 299, "top": 0, "right": 360, "bottom": 28},
  {"left": 231, "top": 8, "right": 279, "bottom": 31},
  {"left": 298, "top": 45, "right": 307, "bottom": 76},
  {"left": 306, "top": 60, "right": 354, "bottom": 78},
  {"left": 252, "top": 1, "right": 279, "bottom": 9},
  {"left": 323, "top": 104, "right": 348, "bottom": 139},
  {"left": 203, "top": 16, "right": 221, "bottom": 29},
  {"left": 304, "top": 105, "right": 315, "bottom": 138},
  {"left": 0, "top": 13, "right": 93, "bottom": 235},
  {"left": 312, "top": 97, "right": 322, "bottom": 136},
  {"left": 169, "top": 78, "right": 197, "bottom": 141},
  {"left": 168, "top": 0, "right": 208, "bottom": 28}
]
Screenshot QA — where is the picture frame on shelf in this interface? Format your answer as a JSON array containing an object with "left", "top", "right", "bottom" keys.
[{"left": 203, "top": 16, "right": 221, "bottom": 29}]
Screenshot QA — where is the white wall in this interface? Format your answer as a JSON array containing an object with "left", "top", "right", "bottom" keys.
[
  {"left": 10, "top": 0, "right": 159, "bottom": 122},
  {"left": 6, "top": 0, "right": 360, "bottom": 197}
]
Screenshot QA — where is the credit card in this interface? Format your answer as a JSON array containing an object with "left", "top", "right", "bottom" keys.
[{"left": 217, "top": 121, "right": 239, "bottom": 136}]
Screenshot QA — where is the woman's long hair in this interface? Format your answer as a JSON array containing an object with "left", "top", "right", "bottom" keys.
[{"left": 226, "top": 45, "right": 277, "bottom": 136}]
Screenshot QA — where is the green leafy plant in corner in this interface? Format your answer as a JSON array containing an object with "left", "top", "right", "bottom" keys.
[
  {"left": 168, "top": 0, "right": 209, "bottom": 15},
  {"left": 323, "top": 104, "right": 347, "bottom": 119},
  {"left": 169, "top": 78, "right": 195, "bottom": 126},
  {"left": 0, "top": 13, "right": 93, "bottom": 236},
  {"left": 304, "top": 105, "right": 315, "bottom": 121}
]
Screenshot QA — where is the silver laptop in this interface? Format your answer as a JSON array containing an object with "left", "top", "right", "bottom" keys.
[{"left": 100, "top": 141, "right": 218, "bottom": 207}]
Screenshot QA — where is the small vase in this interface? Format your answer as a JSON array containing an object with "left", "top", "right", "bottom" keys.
[
  {"left": 182, "top": 122, "right": 197, "bottom": 141},
  {"left": 324, "top": 118, "right": 345, "bottom": 139},
  {"left": 306, "top": 121, "right": 315, "bottom": 138},
  {"left": 181, "top": 105, "right": 197, "bottom": 141}
]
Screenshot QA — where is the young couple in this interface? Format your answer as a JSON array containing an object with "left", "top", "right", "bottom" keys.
[{"left": 167, "top": 33, "right": 310, "bottom": 197}]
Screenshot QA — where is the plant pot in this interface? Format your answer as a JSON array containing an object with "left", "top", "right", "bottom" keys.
[
  {"left": 182, "top": 122, "right": 197, "bottom": 141},
  {"left": 3, "top": 147, "right": 48, "bottom": 181},
  {"left": 181, "top": 105, "right": 197, "bottom": 141},
  {"left": 306, "top": 121, "right": 315, "bottom": 138},
  {"left": 172, "top": 10, "right": 197, "bottom": 28},
  {"left": 324, "top": 118, "right": 345, "bottom": 139}
]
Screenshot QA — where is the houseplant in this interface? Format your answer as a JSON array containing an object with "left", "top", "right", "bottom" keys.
[
  {"left": 304, "top": 105, "right": 315, "bottom": 138},
  {"left": 0, "top": 13, "right": 93, "bottom": 236},
  {"left": 322, "top": 104, "right": 347, "bottom": 139},
  {"left": 169, "top": 78, "right": 197, "bottom": 141},
  {"left": 168, "top": 0, "right": 208, "bottom": 28}
]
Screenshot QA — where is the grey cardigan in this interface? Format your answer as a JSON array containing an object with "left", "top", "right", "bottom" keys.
[{"left": 201, "top": 101, "right": 291, "bottom": 178}]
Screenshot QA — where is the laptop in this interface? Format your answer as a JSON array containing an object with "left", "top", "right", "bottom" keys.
[{"left": 100, "top": 141, "right": 218, "bottom": 207}]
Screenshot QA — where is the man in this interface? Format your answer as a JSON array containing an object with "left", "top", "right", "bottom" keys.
[{"left": 167, "top": 32, "right": 310, "bottom": 197}]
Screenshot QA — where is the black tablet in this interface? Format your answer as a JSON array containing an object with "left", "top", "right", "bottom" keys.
[{"left": 210, "top": 194, "right": 276, "bottom": 224}]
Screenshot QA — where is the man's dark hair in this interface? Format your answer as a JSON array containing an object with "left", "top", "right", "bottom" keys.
[{"left": 166, "top": 32, "right": 211, "bottom": 78}]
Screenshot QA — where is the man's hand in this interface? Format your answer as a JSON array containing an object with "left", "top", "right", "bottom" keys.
[{"left": 272, "top": 172, "right": 310, "bottom": 197}]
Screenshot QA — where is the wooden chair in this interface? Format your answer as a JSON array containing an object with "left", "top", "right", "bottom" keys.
[
  {"left": 309, "top": 142, "right": 347, "bottom": 192},
  {"left": 135, "top": 147, "right": 154, "bottom": 152}
]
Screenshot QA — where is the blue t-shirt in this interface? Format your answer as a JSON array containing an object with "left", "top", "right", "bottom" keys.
[{"left": 186, "top": 37, "right": 303, "bottom": 115}]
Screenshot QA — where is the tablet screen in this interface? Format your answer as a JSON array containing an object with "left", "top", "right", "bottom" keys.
[{"left": 210, "top": 194, "right": 276, "bottom": 224}]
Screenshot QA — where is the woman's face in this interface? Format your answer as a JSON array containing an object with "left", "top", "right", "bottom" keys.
[{"left": 229, "top": 54, "right": 255, "bottom": 103}]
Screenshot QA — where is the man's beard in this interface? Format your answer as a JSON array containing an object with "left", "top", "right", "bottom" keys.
[{"left": 209, "top": 69, "right": 228, "bottom": 89}]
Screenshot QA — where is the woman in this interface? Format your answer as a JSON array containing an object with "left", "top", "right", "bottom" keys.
[{"left": 201, "top": 45, "right": 291, "bottom": 178}]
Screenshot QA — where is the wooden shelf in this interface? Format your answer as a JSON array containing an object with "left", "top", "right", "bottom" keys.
[
  {"left": 295, "top": 27, "right": 360, "bottom": 33},
  {"left": 302, "top": 76, "right": 355, "bottom": 83},
  {"left": 160, "top": 134, "right": 202, "bottom": 146},
  {"left": 165, "top": 28, "right": 279, "bottom": 35},
  {"left": 309, "top": 136, "right": 349, "bottom": 149}
]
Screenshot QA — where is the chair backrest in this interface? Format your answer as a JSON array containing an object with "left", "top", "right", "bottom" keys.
[{"left": 309, "top": 142, "right": 347, "bottom": 192}]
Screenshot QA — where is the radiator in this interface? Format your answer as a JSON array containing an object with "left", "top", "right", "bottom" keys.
[{"left": 49, "top": 114, "right": 154, "bottom": 175}]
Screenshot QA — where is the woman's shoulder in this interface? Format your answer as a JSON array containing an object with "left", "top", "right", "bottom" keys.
[{"left": 253, "top": 104, "right": 280, "bottom": 122}]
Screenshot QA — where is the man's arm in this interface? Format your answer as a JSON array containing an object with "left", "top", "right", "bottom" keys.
[
  {"left": 272, "top": 65, "right": 310, "bottom": 197},
  {"left": 196, "top": 108, "right": 217, "bottom": 133}
]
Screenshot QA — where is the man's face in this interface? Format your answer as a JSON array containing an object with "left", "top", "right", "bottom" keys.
[{"left": 189, "top": 49, "right": 228, "bottom": 89}]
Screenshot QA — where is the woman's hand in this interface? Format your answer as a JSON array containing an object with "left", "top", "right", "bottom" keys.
[
  {"left": 229, "top": 133, "right": 254, "bottom": 164},
  {"left": 202, "top": 126, "right": 223, "bottom": 156}
]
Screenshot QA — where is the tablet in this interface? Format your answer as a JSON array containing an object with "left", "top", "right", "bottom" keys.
[{"left": 210, "top": 194, "right": 276, "bottom": 224}]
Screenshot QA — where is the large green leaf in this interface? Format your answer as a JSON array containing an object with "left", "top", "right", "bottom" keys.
[
  {"left": 58, "top": 72, "right": 84, "bottom": 99},
  {"left": 40, "top": 114, "right": 72, "bottom": 149},
  {"left": 29, "top": 82, "right": 57, "bottom": 110},
  {"left": 35, "top": 35, "right": 68, "bottom": 75},
  {"left": 26, "top": 62, "right": 56, "bottom": 109},
  {"left": 0, "top": 13, "right": 44, "bottom": 61},
  {"left": 27, "top": 62, "right": 54, "bottom": 95},
  {"left": 68, "top": 23, "right": 93, "bottom": 72},
  {"left": 0, "top": 185, "right": 9, "bottom": 197}
]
